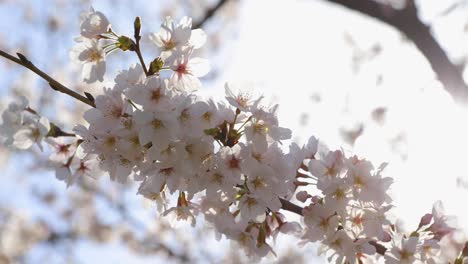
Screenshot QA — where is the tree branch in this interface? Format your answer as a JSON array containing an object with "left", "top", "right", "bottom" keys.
[
  {"left": 193, "top": 0, "right": 230, "bottom": 29},
  {"left": 279, "top": 198, "right": 304, "bottom": 216},
  {"left": 0, "top": 49, "right": 96, "bottom": 107},
  {"left": 324, "top": 0, "right": 468, "bottom": 102}
]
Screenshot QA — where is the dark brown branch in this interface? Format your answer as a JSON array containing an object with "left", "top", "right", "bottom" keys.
[
  {"left": 279, "top": 198, "right": 304, "bottom": 216},
  {"left": 193, "top": 0, "right": 230, "bottom": 29},
  {"left": 369, "top": 240, "right": 387, "bottom": 255},
  {"left": 0, "top": 49, "right": 96, "bottom": 107},
  {"left": 324, "top": 0, "right": 468, "bottom": 102}
]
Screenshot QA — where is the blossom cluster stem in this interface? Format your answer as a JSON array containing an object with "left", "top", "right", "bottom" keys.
[
  {"left": 134, "top": 44, "right": 148, "bottom": 76},
  {"left": 133, "top": 17, "right": 149, "bottom": 76},
  {"left": 0, "top": 49, "right": 96, "bottom": 108}
]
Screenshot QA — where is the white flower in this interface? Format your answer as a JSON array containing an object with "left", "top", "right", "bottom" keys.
[
  {"left": 163, "top": 202, "right": 199, "bottom": 227},
  {"left": 202, "top": 168, "right": 238, "bottom": 197},
  {"left": 200, "top": 193, "right": 236, "bottom": 233},
  {"left": 149, "top": 16, "right": 206, "bottom": 61},
  {"left": 309, "top": 150, "right": 344, "bottom": 190},
  {"left": 244, "top": 106, "right": 291, "bottom": 152},
  {"left": 182, "top": 138, "right": 214, "bottom": 170},
  {"left": 360, "top": 206, "right": 392, "bottom": 239},
  {"left": 302, "top": 203, "right": 339, "bottom": 242},
  {"left": 84, "top": 88, "right": 131, "bottom": 131},
  {"left": 238, "top": 194, "right": 268, "bottom": 224},
  {"left": 321, "top": 179, "right": 352, "bottom": 215},
  {"left": 13, "top": 116, "right": 50, "bottom": 151},
  {"left": 245, "top": 165, "right": 282, "bottom": 209},
  {"left": 55, "top": 163, "right": 72, "bottom": 187},
  {"left": 46, "top": 137, "right": 77, "bottom": 162},
  {"left": 384, "top": 236, "right": 419, "bottom": 264},
  {"left": 304, "top": 136, "right": 319, "bottom": 159},
  {"left": 419, "top": 239, "right": 441, "bottom": 263},
  {"left": 114, "top": 63, "right": 145, "bottom": 92},
  {"left": 217, "top": 145, "right": 243, "bottom": 181},
  {"left": 169, "top": 48, "right": 210, "bottom": 92},
  {"left": 71, "top": 154, "right": 103, "bottom": 180},
  {"left": 55, "top": 154, "right": 103, "bottom": 187},
  {"left": 125, "top": 76, "right": 173, "bottom": 112},
  {"left": 80, "top": 7, "right": 110, "bottom": 39},
  {"left": 182, "top": 99, "right": 218, "bottom": 136},
  {"left": 138, "top": 172, "right": 167, "bottom": 199},
  {"left": 134, "top": 110, "right": 179, "bottom": 149},
  {"left": 224, "top": 82, "right": 263, "bottom": 112},
  {"left": 0, "top": 105, "right": 24, "bottom": 145},
  {"left": 99, "top": 153, "right": 134, "bottom": 183},
  {"left": 318, "top": 230, "right": 360, "bottom": 264},
  {"left": 70, "top": 38, "right": 106, "bottom": 83},
  {"left": 429, "top": 201, "right": 456, "bottom": 241}
]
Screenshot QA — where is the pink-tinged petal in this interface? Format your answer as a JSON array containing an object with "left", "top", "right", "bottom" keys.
[
  {"left": 280, "top": 222, "right": 302, "bottom": 235},
  {"left": 83, "top": 108, "right": 102, "bottom": 124},
  {"left": 13, "top": 129, "right": 33, "bottom": 149},
  {"left": 38, "top": 117, "right": 50, "bottom": 133},
  {"left": 188, "top": 57, "right": 210, "bottom": 77},
  {"left": 189, "top": 29, "right": 206, "bottom": 49},
  {"left": 138, "top": 127, "right": 154, "bottom": 145},
  {"left": 308, "top": 159, "right": 327, "bottom": 177}
]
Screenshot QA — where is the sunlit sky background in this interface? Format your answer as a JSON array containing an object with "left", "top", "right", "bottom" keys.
[{"left": 1, "top": 0, "right": 468, "bottom": 263}]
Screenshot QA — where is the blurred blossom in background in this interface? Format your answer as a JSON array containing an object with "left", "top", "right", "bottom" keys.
[{"left": 1, "top": 0, "right": 468, "bottom": 263}]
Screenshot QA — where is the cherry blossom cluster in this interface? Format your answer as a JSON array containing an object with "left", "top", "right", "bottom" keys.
[
  {"left": 0, "top": 8, "right": 465, "bottom": 263},
  {"left": 292, "top": 144, "right": 458, "bottom": 263},
  {"left": 0, "top": 96, "right": 50, "bottom": 151}
]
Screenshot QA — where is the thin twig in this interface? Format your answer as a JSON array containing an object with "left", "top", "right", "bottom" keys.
[
  {"left": 0, "top": 49, "right": 96, "bottom": 107},
  {"left": 193, "top": 0, "right": 230, "bottom": 29},
  {"left": 47, "top": 122, "right": 76, "bottom": 138}
]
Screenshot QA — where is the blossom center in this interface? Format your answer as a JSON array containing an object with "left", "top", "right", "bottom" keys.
[
  {"left": 88, "top": 49, "right": 103, "bottom": 62},
  {"left": 176, "top": 63, "right": 188, "bottom": 74},
  {"left": 211, "top": 173, "right": 223, "bottom": 184},
  {"left": 159, "top": 167, "right": 174, "bottom": 176},
  {"left": 228, "top": 156, "right": 240, "bottom": 169},
  {"left": 150, "top": 88, "right": 162, "bottom": 102},
  {"left": 202, "top": 111, "right": 212, "bottom": 122},
  {"left": 151, "top": 119, "right": 164, "bottom": 130}
]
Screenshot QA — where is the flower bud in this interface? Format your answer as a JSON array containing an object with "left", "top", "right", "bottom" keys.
[
  {"left": 116, "top": 36, "right": 136, "bottom": 51},
  {"left": 134, "top": 16, "right": 141, "bottom": 38},
  {"left": 149, "top": 57, "right": 164, "bottom": 75},
  {"left": 418, "top": 213, "right": 433, "bottom": 228}
]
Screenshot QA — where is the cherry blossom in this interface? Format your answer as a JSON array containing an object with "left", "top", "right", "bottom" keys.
[
  {"left": 169, "top": 48, "right": 210, "bottom": 92},
  {"left": 79, "top": 7, "right": 110, "bottom": 39},
  {"left": 70, "top": 38, "right": 106, "bottom": 83},
  {"left": 149, "top": 16, "right": 206, "bottom": 63}
]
